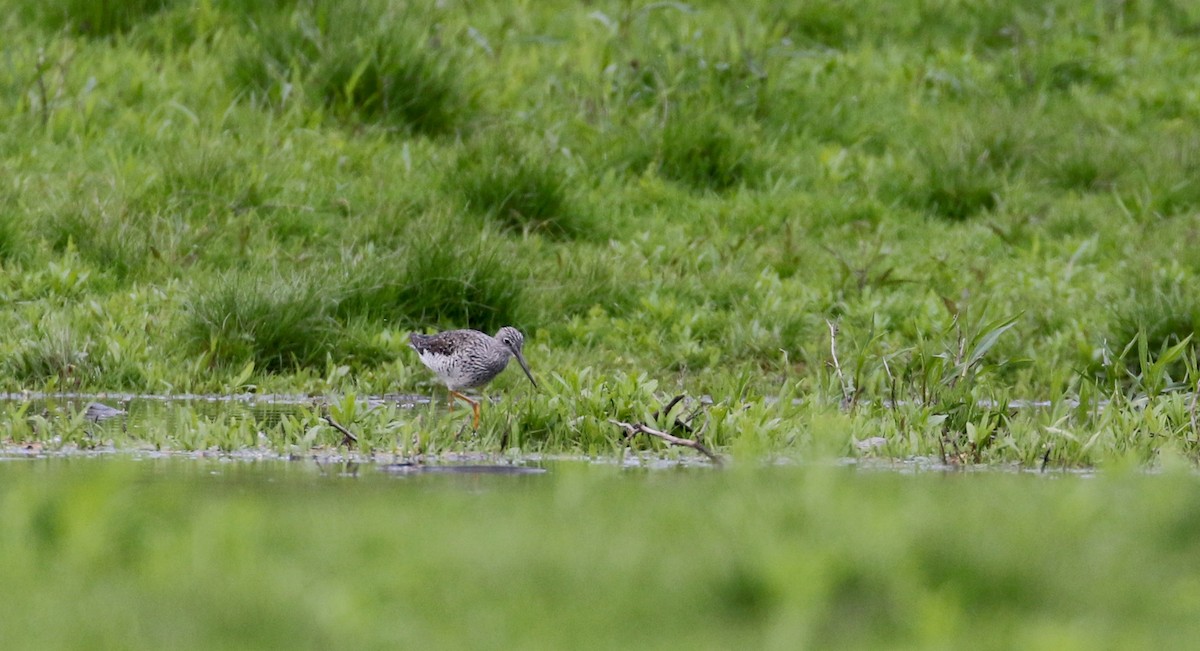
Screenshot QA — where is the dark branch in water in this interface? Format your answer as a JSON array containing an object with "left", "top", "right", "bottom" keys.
[
  {"left": 322, "top": 413, "right": 358, "bottom": 448},
  {"left": 608, "top": 419, "right": 723, "bottom": 465}
]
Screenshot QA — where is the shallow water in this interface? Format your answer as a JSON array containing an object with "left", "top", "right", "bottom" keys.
[
  {"left": 3, "top": 389, "right": 1126, "bottom": 418},
  {"left": 0, "top": 390, "right": 431, "bottom": 423},
  {"left": 0, "top": 391, "right": 1130, "bottom": 474},
  {"left": 0, "top": 452, "right": 552, "bottom": 493},
  {"left": 0, "top": 391, "right": 433, "bottom": 453}
]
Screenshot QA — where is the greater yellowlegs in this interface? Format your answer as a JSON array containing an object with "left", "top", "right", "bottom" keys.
[{"left": 408, "top": 326, "right": 538, "bottom": 428}]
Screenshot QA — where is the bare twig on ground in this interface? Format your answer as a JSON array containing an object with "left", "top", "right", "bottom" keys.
[
  {"left": 322, "top": 413, "right": 358, "bottom": 448},
  {"left": 608, "top": 419, "right": 723, "bottom": 465}
]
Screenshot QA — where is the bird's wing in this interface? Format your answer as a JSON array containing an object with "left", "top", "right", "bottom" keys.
[{"left": 408, "top": 332, "right": 461, "bottom": 357}]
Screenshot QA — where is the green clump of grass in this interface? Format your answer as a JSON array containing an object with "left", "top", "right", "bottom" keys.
[
  {"left": 40, "top": 210, "right": 152, "bottom": 283},
  {"left": 1046, "top": 139, "right": 1125, "bottom": 192},
  {"left": 453, "top": 139, "right": 592, "bottom": 239},
  {"left": 1047, "top": 59, "right": 1117, "bottom": 92},
  {"left": 226, "top": 11, "right": 308, "bottom": 107},
  {"left": 0, "top": 210, "right": 29, "bottom": 264},
  {"left": 887, "top": 157, "right": 1000, "bottom": 221},
  {"left": 317, "top": 39, "right": 464, "bottom": 136},
  {"left": 19, "top": 0, "right": 178, "bottom": 36},
  {"left": 922, "top": 170, "right": 999, "bottom": 221},
  {"left": 1143, "top": 138, "right": 1200, "bottom": 218},
  {"left": 627, "top": 113, "right": 759, "bottom": 192},
  {"left": 891, "top": 124, "right": 1012, "bottom": 220},
  {"left": 781, "top": 1, "right": 862, "bottom": 49},
  {"left": 1106, "top": 274, "right": 1200, "bottom": 387},
  {"left": 181, "top": 221, "right": 531, "bottom": 373},
  {"left": 1149, "top": 179, "right": 1200, "bottom": 218},
  {"left": 151, "top": 148, "right": 278, "bottom": 218},
  {"left": 231, "top": 1, "right": 471, "bottom": 136},
  {"left": 998, "top": 49, "right": 1120, "bottom": 97},
  {"left": 4, "top": 324, "right": 99, "bottom": 389},
  {"left": 398, "top": 243, "right": 524, "bottom": 331},
  {"left": 778, "top": 1, "right": 1030, "bottom": 53},
  {"left": 661, "top": 116, "right": 756, "bottom": 191},
  {"left": 335, "top": 226, "right": 527, "bottom": 334},
  {"left": 536, "top": 252, "right": 637, "bottom": 319},
  {"left": 894, "top": 113, "right": 1036, "bottom": 220},
  {"left": 181, "top": 271, "right": 336, "bottom": 372}
]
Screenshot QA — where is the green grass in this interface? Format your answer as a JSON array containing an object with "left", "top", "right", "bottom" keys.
[
  {"left": 181, "top": 270, "right": 336, "bottom": 372},
  {"left": 19, "top": 0, "right": 178, "bottom": 37},
  {"left": 4, "top": 320, "right": 99, "bottom": 389},
  {"left": 1, "top": 459, "right": 1199, "bottom": 649},
  {"left": 453, "top": 137, "right": 594, "bottom": 239},
  {"left": 230, "top": 0, "right": 472, "bottom": 135},
  {"left": 2, "top": 0, "right": 1200, "bottom": 463},
  {"left": 334, "top": 221, "right": 529, "bottom": 331},
  {"left": 655, "top": 112, "right": 761, "bottom": 191}
]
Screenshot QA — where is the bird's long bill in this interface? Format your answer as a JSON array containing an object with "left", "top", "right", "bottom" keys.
[{"left": 513, "top": 349, "right": 538, "bottom": 389}]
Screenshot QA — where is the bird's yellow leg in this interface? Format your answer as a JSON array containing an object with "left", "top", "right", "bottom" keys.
[{"left": 450, "top": 391, "right": 481, "bottom": 429}]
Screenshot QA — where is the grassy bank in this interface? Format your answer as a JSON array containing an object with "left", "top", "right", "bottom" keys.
[{"left": 3, "top": 0, "right": 1200, "bottom": 463}]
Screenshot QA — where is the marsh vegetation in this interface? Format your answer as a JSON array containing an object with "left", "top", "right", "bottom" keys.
[{"left": 4, "top": 1, "right": 1200, "bottom": 460}]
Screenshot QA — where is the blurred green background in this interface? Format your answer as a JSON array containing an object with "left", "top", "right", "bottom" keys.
[{"left": 1, "top": 458, "right": 1198, "bottom": 649}]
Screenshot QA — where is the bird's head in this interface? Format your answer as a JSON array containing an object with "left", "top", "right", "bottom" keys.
[
  {"left": 495, "top": 326, "right": 525, "bottom": 353},
  {"left": 495, "top": 326, "right": 537, "bottom": 389}
]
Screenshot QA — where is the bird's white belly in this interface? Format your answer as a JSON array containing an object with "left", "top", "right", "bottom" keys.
[{"left": 418, "top": 350, "right": 507, "bottom": 390}]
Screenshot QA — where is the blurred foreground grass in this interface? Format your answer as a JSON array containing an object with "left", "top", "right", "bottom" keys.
[{"left": 1, "top": 458, "right": 1198, "bottom": 649}]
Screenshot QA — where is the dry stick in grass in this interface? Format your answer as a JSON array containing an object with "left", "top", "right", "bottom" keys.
[
  {"left": 651, "top": 394, "right": 687, "bottom": 424},
  {"left": 827, "top": 319, "right": 855, "bottom": 410},
  {"left": 34, "top": 49, "right": 49, "bottom": 128},
  {"left": 656, "top": 393, "right": 710, "bottom": 439},
  {"left": 681, "top": 403, "right": 708, "bottom": 431},
  {"left": 647, "top": 393, "right": 697, "bottom": 434},
  {"left": 1190, "top": 378, "right": 1200, "bottom": 441},
  {"left": 322, "top": 413, "right": 359, "bottom": 448},
  {"left": 608, "top": 419, "right": 723, "bottom": 465}
]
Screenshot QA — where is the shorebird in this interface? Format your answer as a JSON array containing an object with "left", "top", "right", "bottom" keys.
[{"left": 408, "top": 326, "right": 538, "bottom": 428}]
